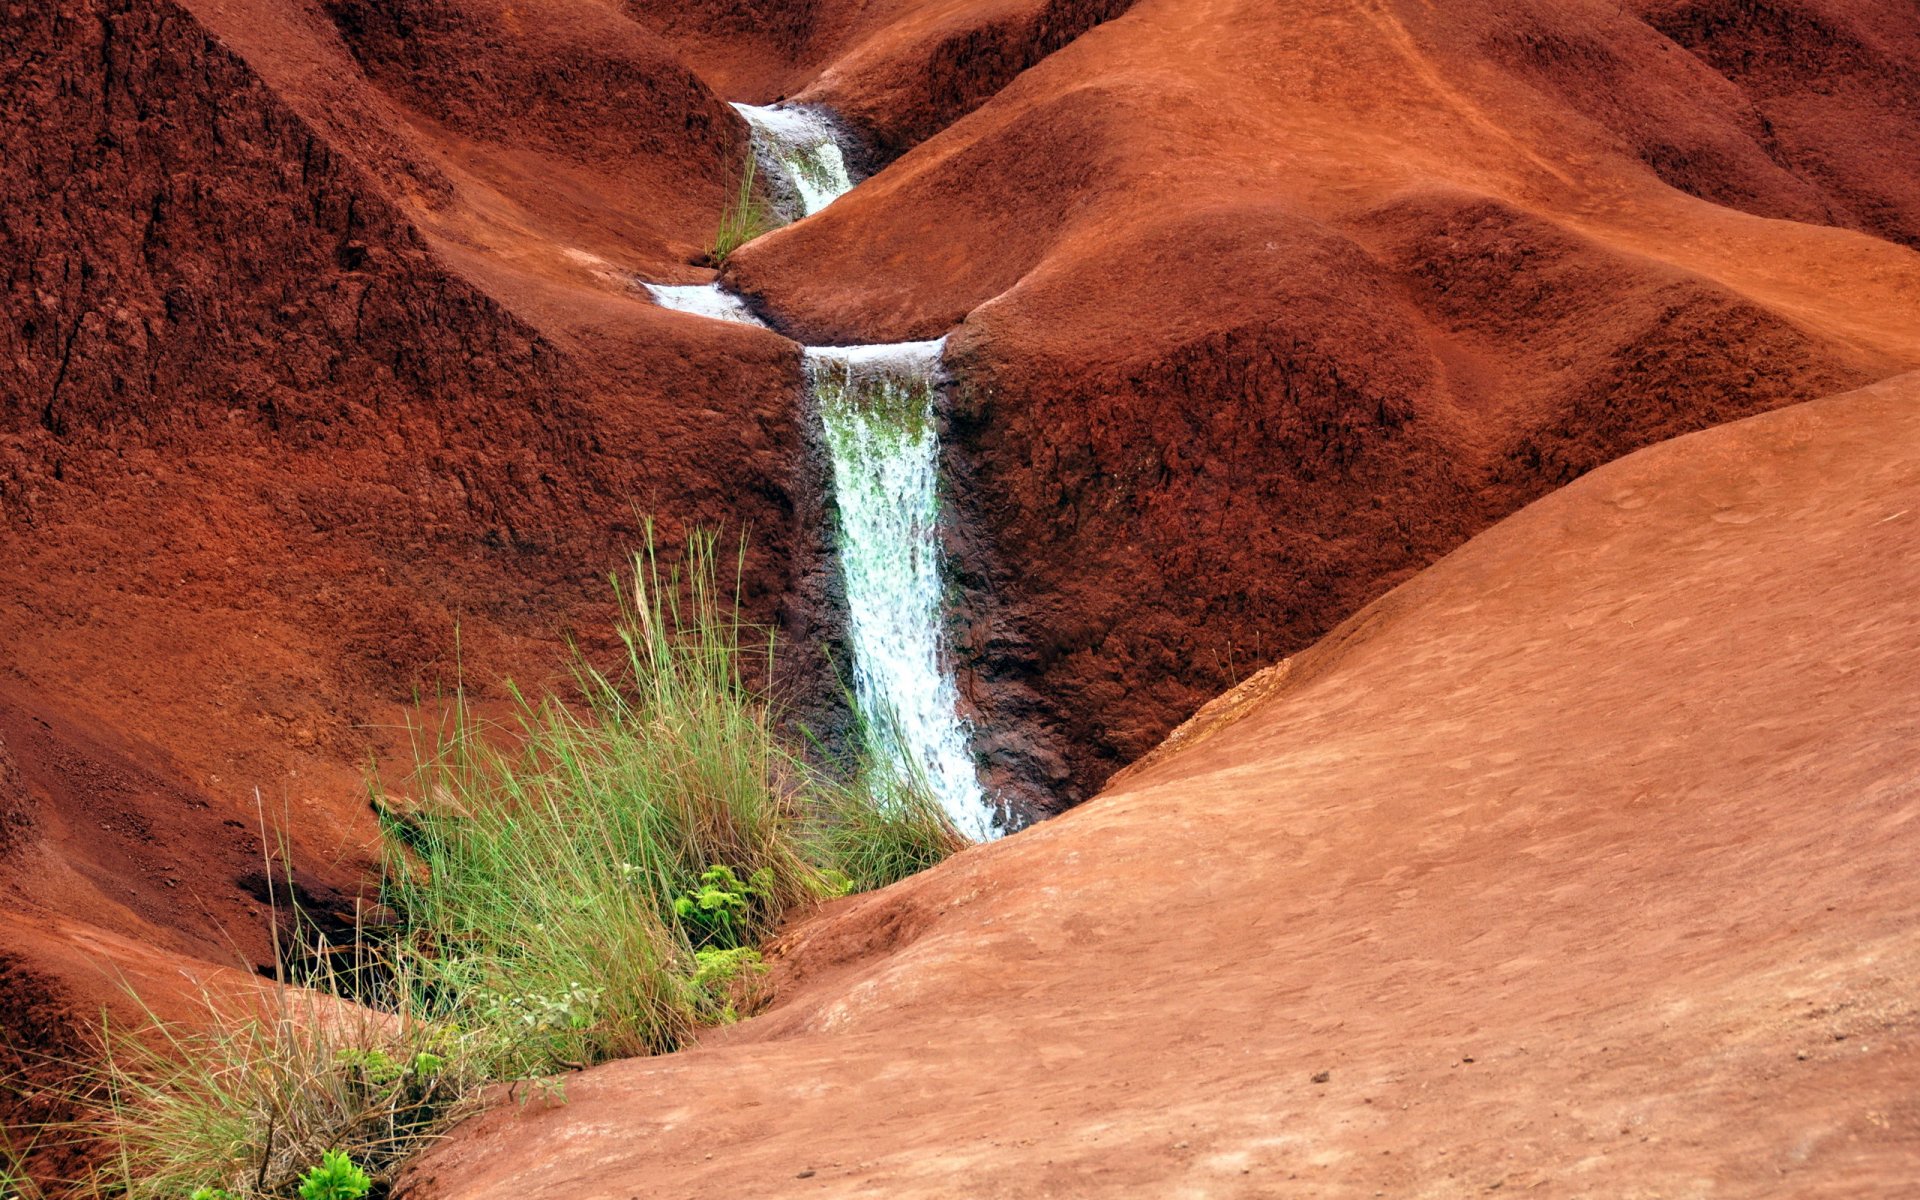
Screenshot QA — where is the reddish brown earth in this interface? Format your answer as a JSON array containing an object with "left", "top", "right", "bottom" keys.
[
  {"left": 4, "top": 0, "right": 1920, "bottom": 1185},
  {"left": 726, "top": 0, "right": 1920, "bottom": 810},
  {"left": 408, "top": 370, "right": 1920, "bottom": 1199}
]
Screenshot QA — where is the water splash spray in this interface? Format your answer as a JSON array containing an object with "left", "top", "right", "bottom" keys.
[{"left": 642, "top": 282, "right": 767, "bottom": 326}]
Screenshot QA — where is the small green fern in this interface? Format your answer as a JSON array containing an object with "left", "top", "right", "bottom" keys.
[
  {"left": 672, "top": 865, "right": 772, "bottom": 948},
  {"left": 296, "top": 1151, "right": 370, "bottom": 1200}
]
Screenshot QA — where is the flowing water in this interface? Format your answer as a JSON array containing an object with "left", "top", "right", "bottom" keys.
[
  {"left": 806, "top": 341, "right": 998, "bottom": 841},
  {"left": 642, "top": 283, "right": 766, "bottom": 326},
  {"left": 644, "top": 108, "right": 999, "bottom": 838},
  {"left": 732, "top": 103, "right": 857, "bottom": 218}
]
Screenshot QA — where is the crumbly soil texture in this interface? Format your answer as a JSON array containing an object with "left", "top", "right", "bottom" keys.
[{"left": 4, "top": 0, "right": 1920, "bottom": 1191}]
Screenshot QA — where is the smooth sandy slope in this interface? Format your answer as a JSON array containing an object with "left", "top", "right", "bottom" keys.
[{"left": 409, "top": 372, "right": 1920, "bottom": 1198}]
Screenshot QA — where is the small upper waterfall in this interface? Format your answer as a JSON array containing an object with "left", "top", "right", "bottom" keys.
[
  {"left": 732, "top": 103, "right": 857, "bottom": 219},
  {"left": 807, "top": 340, "right": 999, "bottom": 842}
]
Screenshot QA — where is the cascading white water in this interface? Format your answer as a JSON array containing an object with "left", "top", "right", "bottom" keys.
[
  {"left": 643, "top": 107, "right": 997, "bottom": 839},
  {"left": 732, "top": 103, "right": 857, "bottom": 218},
  {"left": 807, "top": 339, "right": 999, "bottom": 842},
  {"left": 642, "top": 282, "right": 767, "bottom": 327}
]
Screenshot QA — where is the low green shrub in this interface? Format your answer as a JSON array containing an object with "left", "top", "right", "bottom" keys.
[{"left": 295, "top": 1151, "right": 368, "bottom": 1200}]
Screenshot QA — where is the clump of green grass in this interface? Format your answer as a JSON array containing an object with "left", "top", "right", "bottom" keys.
[
  {"left": 13, "top": 529, "right": 969, "bottom": 1198},
  {"left": 74, "top": 968, "right": 478, "bottom": 1200},
  {"left": 374, "top": 529, "right": 967, "bottom": 1073},
  {"left": 707, "top": 154, "right": 777, "bottom": 266},
  {"left": 813, "top": 760, "right": 968, "bottom": 894},
  {"left": 378, "top": 533, "right": 831, "bottom": 1073}
]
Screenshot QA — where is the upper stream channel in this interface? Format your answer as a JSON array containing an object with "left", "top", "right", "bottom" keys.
[{"left": 644, "top": 104, "right": 1000, "bottom": 842}]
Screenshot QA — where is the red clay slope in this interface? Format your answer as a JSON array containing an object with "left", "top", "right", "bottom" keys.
[
  {"left": 0, "top": 0, "right": 834, "bottom": 1098},
  {"left": 725, "top": 0, "right": 1920, "bottom": 813},
  {"left": 408, "top": 370, "right": 1920, "bottom": 1198},
  {"left": 632, "top": 0, "right": 1143, "bottom": 159}
]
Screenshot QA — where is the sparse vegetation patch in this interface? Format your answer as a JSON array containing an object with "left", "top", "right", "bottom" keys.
[
  {"left": 708, "top": 154, "right": 779, "bottom": 266},
  {"left": 12, "top": 531, "right": 963, "bottom": 1199}
]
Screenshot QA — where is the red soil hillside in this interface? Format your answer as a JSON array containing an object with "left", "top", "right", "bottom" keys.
[
  {"left": 0, "top": 0, "right": 830, "bottom": 1069},
  {"left": 725, "top": 0, "right": 1920, "bottom": 811},
  {"left": 406, "top": 369, "right": 1920, "bottom": 1199},
  {"left": 633, "top": 0, "right": 1143, "bottom": 158}
]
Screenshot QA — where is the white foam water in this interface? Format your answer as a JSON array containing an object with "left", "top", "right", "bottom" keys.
[
  {"left": 733, "top": 103, "right": 857, "bottom": 219},
  {"left": 806, "top": 339, "right": 999, "bottom": 841},
  {"left": 643, "top": 282, "right": 768, "bottom": 327}
]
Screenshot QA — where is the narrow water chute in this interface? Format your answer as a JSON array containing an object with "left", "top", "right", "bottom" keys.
[
  {"left": 732, "top": 103, "right": 858, "bottom": 219},
  {"left": 806, "top": 340, "right": 999, "bottom": 842},
  {"left": 642, "top": 283, "right": 768, "bottom": 327}
]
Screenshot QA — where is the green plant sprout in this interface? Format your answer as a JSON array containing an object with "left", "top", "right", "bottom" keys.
[
  {"left": 672, "top": 865, "right": 772, "bottom": 949},
  {"left": 296, "top": 1151, "right": 370, "bottom": 1200},
  {"left": 708, "top": 154, "right": 778, "bottom": 266}
]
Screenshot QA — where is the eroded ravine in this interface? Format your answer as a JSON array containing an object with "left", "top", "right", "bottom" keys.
[{"left": 647, "top": 106, "right": 1001, "bottom": 840}]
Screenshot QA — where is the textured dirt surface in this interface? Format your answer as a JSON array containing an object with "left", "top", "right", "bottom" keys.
[
  {"left": 0, "top": 0, "right": 837, "bottom": 1125},
  {"left": 5, "top": 0, "right": 1920, "bottom": 1180},
  {"left": 727, "top": 0, "right": 1920, "bottom": 810},
  {"left": 407, "top": 371, "right": 1920, "bottom": 1199}
]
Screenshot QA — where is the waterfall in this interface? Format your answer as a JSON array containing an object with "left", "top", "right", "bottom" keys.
[
  {"left": 732, "top": 103, "right": 857, "bottom": 219},
  {"left": 807, "top": 340, "right": 999, "bottom": 842},
  {"left": 642, "top": 282, "right": 767, "bottom": 327},
  {"left": 641, "top": 106, "right": 1000, "bottom": 839}
]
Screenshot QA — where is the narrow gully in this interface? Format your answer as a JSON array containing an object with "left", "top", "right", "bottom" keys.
[{"left": 646, "top": 104, "right": 1002, "bottom": 840}]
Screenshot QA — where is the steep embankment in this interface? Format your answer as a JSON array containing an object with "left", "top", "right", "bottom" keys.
[
  {"left": 725, "top": 0, "right": 1920, "bottom": 811},
  {"left": 0, "top": 0, "right": 820, "bottom": 1041},
  {"left": 409, "top": 370, "right": 1920, "bottom": 1198}
]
